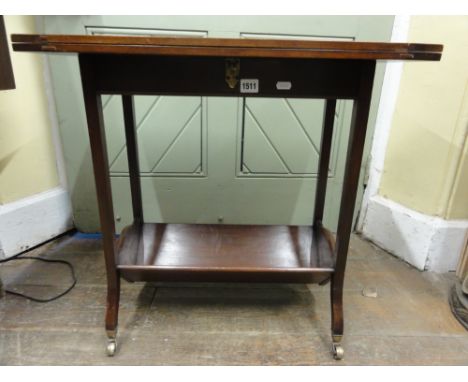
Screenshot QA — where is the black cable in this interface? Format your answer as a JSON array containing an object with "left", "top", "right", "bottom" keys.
[{"left": 0, "top": 254, "right": 77, "bottom": 303}]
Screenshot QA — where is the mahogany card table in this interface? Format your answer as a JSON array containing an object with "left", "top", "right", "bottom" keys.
[{"left": 12, "top": 34, "right": 442, "bottom": 359}]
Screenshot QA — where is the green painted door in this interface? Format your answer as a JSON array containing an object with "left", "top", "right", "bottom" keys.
[{"left": 41, "top": 16, "right": 393, "bottom": 232}]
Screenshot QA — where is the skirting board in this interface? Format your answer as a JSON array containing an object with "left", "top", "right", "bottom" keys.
[
  {"left": 0, "top": 187, "right": 73, "bottom": 259},
  {"left": 361, "top": 195, "right": 468, "bottom": 272}
]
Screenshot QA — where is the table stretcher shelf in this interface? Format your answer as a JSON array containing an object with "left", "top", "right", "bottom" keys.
[{"left": 117, "top": 223, "right": 335, "bottom": 283}]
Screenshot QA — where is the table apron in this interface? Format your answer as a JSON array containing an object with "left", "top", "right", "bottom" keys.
[{"left": 82, "top": 54, "right": 364, "bottom": 99}]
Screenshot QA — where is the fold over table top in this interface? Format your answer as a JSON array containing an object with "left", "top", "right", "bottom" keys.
[{"left": 11, "top": 34, "right": 443, "bottom": 61}]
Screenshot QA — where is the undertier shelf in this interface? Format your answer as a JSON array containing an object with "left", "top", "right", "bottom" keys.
[{"left": 117, "top": 223, "right": 335, "bottom": 283}]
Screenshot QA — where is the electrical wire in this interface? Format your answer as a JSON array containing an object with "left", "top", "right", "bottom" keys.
[{"left": 0, "top": 252, "right": 77, "bottom": 303}]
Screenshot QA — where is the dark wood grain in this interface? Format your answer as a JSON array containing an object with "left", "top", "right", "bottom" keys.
[
  {"left": 331, "top": 60, "right": 376, "bottom": 341},
  {"left": 0, "top": 16, "right": 15, "bottom": 90},
  {"left": 79, "top": 54, "right": 120, "bottom": 334},
  {"left": 313, "top": 99, "right": 337, "bottom": 226},
  {"left": 11, "top": 34, "right": 443, "bottom": 61},
  {"left": 84, "top": 55, "right": 362, "bottom": 99},
  {"left": 122, "top": 95, "right": 143, "bottom": 224},
  {"left": 117, "top": 223, "right": 334, "bottom": 283}
]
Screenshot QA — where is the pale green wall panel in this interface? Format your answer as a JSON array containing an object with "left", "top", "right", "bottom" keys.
[{"left": 39, "top": 16, "right": 394, "bottom": 232}]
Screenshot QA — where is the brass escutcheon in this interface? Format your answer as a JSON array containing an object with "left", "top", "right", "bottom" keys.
[{"left": 225, "top": 58, "right": 240, "bottom": 89}]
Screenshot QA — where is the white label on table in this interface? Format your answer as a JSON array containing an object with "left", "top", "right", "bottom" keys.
[
  {"left": 240, "top": 79, "right": 259, "bottom": 93},
  {"left": 276, "top": 81, "right": 292, "bottom": 90}
]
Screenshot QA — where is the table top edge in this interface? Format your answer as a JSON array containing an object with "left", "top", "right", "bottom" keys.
[{"left": 11, "top": 34, "right": 443, "bottom": 61}]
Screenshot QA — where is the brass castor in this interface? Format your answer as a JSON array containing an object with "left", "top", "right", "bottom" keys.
[
  {"left": 332, "top": 343, "right": 344, "bottom": 360},
  {"left": 107, "top": 339, "right": 117, "bottom": 356}
]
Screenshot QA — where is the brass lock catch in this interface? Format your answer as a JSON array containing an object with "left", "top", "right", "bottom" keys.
[{"left": 225, "top": 58, "right": 240, "bottom": 89}]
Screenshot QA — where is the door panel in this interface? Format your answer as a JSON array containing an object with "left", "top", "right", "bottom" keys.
[
  {"left": 106, "top": 96, "right": 204, "bottom": 175},
  {"left": 40, "top": 16, "right": 394, "bottom": 232},
  {"left": 242, "top": 98, "right": 323, "bottom": 175},
  {"left": 239, "top": 99, "right": 346, "bottom": 178}
]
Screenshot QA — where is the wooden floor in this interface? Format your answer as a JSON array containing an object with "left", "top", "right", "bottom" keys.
[{"left": 0, "top": 231, "right": 467, "bottom": 365}]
